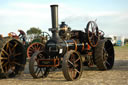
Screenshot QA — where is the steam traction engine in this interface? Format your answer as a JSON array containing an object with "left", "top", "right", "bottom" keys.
[{"left": 29, "top": 5, "right": 115, "bottom": 81}]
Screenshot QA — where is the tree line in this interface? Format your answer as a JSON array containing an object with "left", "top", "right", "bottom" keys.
[
  {"left": 26, "top": 27, "right": 43, "bottom": 41},
  {"left": 27, "top": 27, "right": 42, "bottom": 35}
]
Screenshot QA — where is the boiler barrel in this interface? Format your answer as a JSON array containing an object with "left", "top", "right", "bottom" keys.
[{"left": 65, "top": 40, "right": 85, "bottom": 52}]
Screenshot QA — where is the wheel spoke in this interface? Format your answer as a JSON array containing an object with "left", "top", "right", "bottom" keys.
[
  {"left": 36, "top": 68, "right": 41, "bottom": 77},
  {"left": 105, "top": 61, "right": 110, "bottom": 66},
  {"left": 68, "top": 60, "right": 74, "bottom": 66},
  {"left": 74, "top": 69, "right": 80, "bottom": 74},
  {"left": 37, "top": 44, "right": 39, "bottom": 49},
  {"left": 1, "top": 61, "right": 4, "bottom": 65},
  {"left": 2, "top": 49, "right": 9, "bottom": 56},
  {"left": 2, "top": 62, "right": 8, "bottom": 67},
  {"left": 12, "top": 61, "right": 24, "bottom": 67},
  {"left": 40, "top": 68, "right": 44, "bottom": 75},
  {"left": 34, "top": 45, "right": 37, "bottom": 50},
  {"left": 0, "top": 57, "right": 8, "bottom": 60},
  {"left": 74, "top": 57, "right": 80, "bottom": 63},
  {"left": 0, "top": 61, "right": 4, "bottom": 72},
  {"left": 37, "top": 46, "right": 40, "bottom": 50},
  {"left": 6, "top": 43, "right": 9, "bottom": 50},
  {"left": 74, "top": 63, "right": 79, "bottom": 67},
  {"left": 93, "top": 26, "right": 96, "bottom": 33},
  {"left": 8, "top": 46, "right": 12, "bottom": 55},
  {"left": 14, "top": 52, "right": 22, "bottom": 57},
  {"left": 92, "top": 24, "right": 95, "bottom": 32},
  {"left": 29, "top": 51, "right": 33, "bottom": 53},
  {"left": 30, "top": 46, "right": 35, "bottom": 50},
  {"left": 1, "top": 52, "right": 5, "bottom": 56},
  {"left": 92, "top": 27, "right": 95, "bottom": 33},
  {"left": 34, "top": 67, "right": 39, "bottom": 73},
  {"left": 12, "top": 42, "right": 18, "bottom": 51},
  {"left": 71, "top": 54, "right": 75, "bottom": 61},
  {"left": 92, "top": 37, "right": 95, "bottom": 45}
]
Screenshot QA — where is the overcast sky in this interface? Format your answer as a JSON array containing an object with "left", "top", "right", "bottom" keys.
[{"left": 0, "top": 0, "right": 128, "bottom": 37}]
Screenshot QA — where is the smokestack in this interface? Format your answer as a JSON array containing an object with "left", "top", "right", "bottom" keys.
[{"left": 50, "top": 5, "right": 58, "bottom": 29}]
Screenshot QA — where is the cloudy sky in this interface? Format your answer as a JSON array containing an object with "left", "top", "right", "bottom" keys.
[{"left": 0, "top": 0, "right": 128, "bottom": 37}]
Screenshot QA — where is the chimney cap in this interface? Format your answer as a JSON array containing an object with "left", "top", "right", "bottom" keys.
[{"left": 50, "top": 4, "right": 58, "bottom": 7}]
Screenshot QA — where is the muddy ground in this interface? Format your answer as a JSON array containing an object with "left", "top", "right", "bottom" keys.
[{"left": 0, "top": 46, "right": 128, "bottom": 85}]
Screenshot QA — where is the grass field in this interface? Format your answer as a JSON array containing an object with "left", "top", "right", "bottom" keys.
[
  {"left": 114, "top": 45, "right": 128, "bottom": 50},
  {"left": 114, "top": 45, "right": 128, "bottom": 60}
]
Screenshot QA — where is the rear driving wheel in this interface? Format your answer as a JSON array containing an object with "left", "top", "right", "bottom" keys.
[
  {"left": 0, "top": 39, "right": 26, "bottom": 78},
  {"left": 94, "top": 40, "right": 114, "bottom": 70},
  {"left": 62, "top": 50, "right": 83, "bottom": 81}
]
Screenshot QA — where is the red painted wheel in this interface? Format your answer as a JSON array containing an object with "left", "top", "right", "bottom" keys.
[{"left": 27, "top": 42, "right": 45, "bottom": 59}]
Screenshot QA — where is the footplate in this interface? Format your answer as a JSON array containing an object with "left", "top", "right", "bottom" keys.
[{"left": 38, "top": 58, "right": 59, "bottom": 67}]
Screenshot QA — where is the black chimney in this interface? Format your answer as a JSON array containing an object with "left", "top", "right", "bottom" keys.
[
  {"left": 50, "top": 4, "right": 61, "bottom": 41},
  {"left": 50, "top": 5, "right": 58, "bottom": 29}
]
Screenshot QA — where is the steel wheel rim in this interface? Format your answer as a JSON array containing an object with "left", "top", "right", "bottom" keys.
[
  {"left": 33, "top": 57, "right": 48, "bottom": 78},
  {"left": 67, "top": 52, "right": 82, "bottom": 80},
  {"left": 30, "top": 51, "right": 49, "bottom": 78}
]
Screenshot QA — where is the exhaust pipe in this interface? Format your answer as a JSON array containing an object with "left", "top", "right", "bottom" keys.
[
  {"left": 50, "top": 4, "right": 61, "bottom": 40},
  {"left": 50, "top": 5, "right": 58, "bottom": 29}
]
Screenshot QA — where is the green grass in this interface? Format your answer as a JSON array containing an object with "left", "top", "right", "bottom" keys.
[{"left": 114, "top": 45, "right": 128, "bottom": 50}]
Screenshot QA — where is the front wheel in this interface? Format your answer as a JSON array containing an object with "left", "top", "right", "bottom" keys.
[
  {"left": 29, "top": 51, "right": 50, "bottom": 78},
  {"left": 62, "top": 50, "right": 83, "bottom": 81}
]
